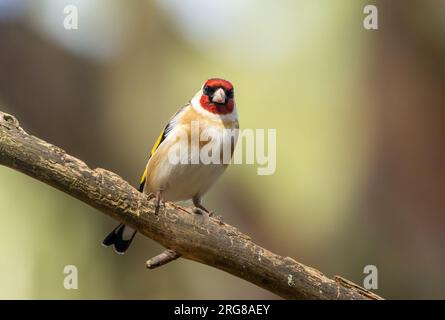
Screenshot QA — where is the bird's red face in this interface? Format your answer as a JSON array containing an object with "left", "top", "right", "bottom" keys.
[{"left": 199, "top": 78, "right": 235, "bottom": 115}]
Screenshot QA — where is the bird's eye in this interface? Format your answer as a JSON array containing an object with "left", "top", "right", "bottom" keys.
[
  {"left": 203, "top": 86, "right": 214, "bottom": 96},
  {"left": 226, "top": 89, "right": 233, "bottom": 98}
]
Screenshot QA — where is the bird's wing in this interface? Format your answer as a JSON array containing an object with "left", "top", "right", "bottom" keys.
[{"left": 138, "top": 105, "right": 187, "bottom": 192}]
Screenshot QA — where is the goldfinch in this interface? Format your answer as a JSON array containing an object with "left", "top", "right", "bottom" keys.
[{"left": 102, "top": 78, "right": 239, "bottom": 254}]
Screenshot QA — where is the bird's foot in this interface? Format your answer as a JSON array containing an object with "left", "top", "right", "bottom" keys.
[
  {"left": 192, "top": 206, "right": 217, "bottom": 218},
  {"left": 153, "top": 191, "right": 164, "bottom": 215},
  {"left": 192, "top": 207, "right": 224, "bottom": 224},
  {"left": 192, "top": 207, "right": 212, "bottom": 215}
]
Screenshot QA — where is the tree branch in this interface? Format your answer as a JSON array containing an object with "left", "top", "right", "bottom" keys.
[{"left": 0, "top": 111, "right": 383, "bottom": 300}]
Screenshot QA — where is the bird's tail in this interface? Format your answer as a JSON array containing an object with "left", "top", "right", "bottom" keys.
[{"left": 102, "top": 223, "right": 137, "bottom": 254}]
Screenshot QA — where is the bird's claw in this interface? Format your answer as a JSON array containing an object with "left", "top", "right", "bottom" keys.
[
  {"left": 194, "top": 208, "right": 224, "bottom": 225},
  {"left": 192, "top": 207, "right": 206, "bottom": 215},
  {"left": 150, "top": 191, "right": 166, "bottom": 215},
  {"left": 192, "top": 207, "right": 218, "bottom": 220}
]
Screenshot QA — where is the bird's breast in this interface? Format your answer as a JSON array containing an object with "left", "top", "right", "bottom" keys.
[{"left": 144, "top": 114, "right": 239, "bottom": 201}]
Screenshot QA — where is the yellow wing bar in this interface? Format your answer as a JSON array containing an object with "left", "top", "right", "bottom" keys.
[
  {"left": 138, "top": 128, "right": 166, "bottom": 192},
  {"left": 150, "top": 129, "right": 165, "bottom": 157}
]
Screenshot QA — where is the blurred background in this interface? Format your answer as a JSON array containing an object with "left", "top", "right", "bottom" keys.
[{"left": 0, "top": 0, "right": 444, "bottom": 299}]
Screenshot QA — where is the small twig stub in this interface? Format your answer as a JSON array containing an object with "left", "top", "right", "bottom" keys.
[{"left": 146, "top": 249, "right": 181, "bottom": 269}]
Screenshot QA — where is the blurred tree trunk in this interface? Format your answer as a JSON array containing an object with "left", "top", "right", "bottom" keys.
[{"left": 366, "top": 0, "right": 445, "bottom": 298}]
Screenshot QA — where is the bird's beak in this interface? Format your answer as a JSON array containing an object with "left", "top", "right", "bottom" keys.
[{"left": 211, "top": 88, "right": 226, "bottom": 104}]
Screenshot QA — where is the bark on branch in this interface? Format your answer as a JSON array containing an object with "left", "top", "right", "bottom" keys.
[{"left": 0, "top": 111, "right": 383, "bottom": 300}]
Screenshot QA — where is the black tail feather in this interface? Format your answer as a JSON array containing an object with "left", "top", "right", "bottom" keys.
[{"left": 102, "top": 223, "right": 137, "bottom": 254}]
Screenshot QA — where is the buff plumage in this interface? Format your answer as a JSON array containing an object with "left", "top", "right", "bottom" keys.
[{"left": 103, "top": 78, "right": 239, "bottom": 254}]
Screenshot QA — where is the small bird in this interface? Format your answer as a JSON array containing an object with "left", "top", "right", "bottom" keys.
[{"left": 102, "top": 78, "right": 239, "bottom": 254}]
